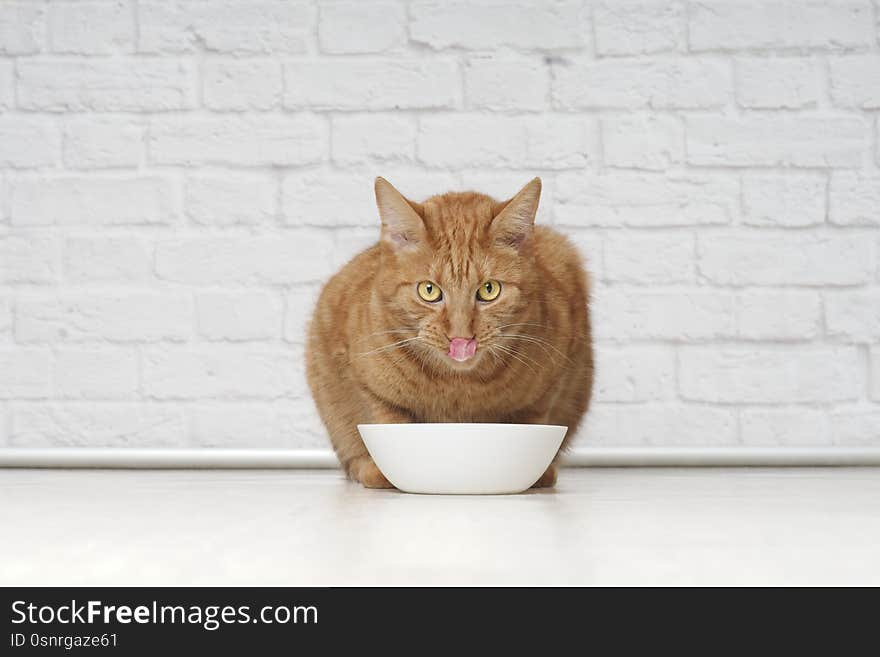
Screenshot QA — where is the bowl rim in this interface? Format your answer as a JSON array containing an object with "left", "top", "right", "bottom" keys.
[{"left": 357, "top": 422, "right": 567, "bottom": 430}]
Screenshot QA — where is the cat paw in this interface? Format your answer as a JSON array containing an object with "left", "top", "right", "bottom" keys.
[
  {"left": 348, "top": 457, "right": 395, "bottom": 489},
  {"left": 530, "top": 464, "right": 557, "bottom": 489}
]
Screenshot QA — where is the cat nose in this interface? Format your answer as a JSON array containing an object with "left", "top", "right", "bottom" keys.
[{"left": 448, "top": 337, "right": 477, "bottom": 362}]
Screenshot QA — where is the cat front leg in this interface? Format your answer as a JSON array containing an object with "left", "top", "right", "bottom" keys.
[
  {"left": 347, "top": 455, "right": 393, "bottom": 489},
  {"left": 513, "top": 409, "right": 559, "bottom": 489},
  {"left": 346, "top": 395, "right": 412, "bottom": 489},
  {"left": 367, "top": 396, "right": 412, "bottom": 425},
  {"left": 531, "top": 464, "right": 558, "bottom": 488}
]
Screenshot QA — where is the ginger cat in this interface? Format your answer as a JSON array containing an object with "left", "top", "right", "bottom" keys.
[{"left": 306, "top": 178, "right": 593, "bottom": 489}]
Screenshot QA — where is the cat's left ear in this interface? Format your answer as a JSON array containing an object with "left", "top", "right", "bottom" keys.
[
  {"left": 490, "top": 177, "right": 541, "bottom": 249},
  {"left": 375, "top": 177, "right": 426, "bottom": 252}
]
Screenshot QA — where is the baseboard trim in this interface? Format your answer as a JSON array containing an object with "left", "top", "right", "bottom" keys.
[{"left": 1, "top": 447, "right": 879, "bottom": 469}]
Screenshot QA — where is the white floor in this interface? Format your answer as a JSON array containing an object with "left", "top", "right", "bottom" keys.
[{"left": 2, "top": 467, "right": 878, "bottom": 586}]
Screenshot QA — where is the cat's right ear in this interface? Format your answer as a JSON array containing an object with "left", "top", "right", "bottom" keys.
[
  {"left": 490, "top": 177, "right": 541, "bottom": 249},
  {"left": 375, "top": 177, "right": 425, "bottom": 252}
]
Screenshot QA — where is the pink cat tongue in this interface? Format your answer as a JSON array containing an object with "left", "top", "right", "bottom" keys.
[{"left": 448, "top": 338, "right": 477, "bottom": 362}]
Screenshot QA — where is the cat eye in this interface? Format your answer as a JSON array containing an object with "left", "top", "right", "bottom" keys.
[
  {"left": 476, "top": 280, "right": 502, "bottom": 302},
  {"left": 417, "top": 281, "right": 442, "bottom": 302}
]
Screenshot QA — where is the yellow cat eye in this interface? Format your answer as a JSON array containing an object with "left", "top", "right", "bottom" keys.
[
  {"left": 417, "top": 281, "right": 442, "bottom": 302},
  {"left": 476, "top": 280, "right": 502, "bottom": 302}
]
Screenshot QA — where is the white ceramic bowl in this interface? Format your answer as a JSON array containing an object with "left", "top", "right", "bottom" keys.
[{"left": 357, "top": 423, "right": 567, "bottom": 495}]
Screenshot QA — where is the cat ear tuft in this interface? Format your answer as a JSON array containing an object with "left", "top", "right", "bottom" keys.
[
  {"left": 490, "top": 177, "right": 541, "bottom": 249},
  {"left": 375, "top": 177, "right": 425, "bottom": 251}
]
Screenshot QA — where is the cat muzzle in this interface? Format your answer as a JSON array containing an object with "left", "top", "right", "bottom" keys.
[{"left": 448, "top": 337, "right": 477, "bottom": 362}]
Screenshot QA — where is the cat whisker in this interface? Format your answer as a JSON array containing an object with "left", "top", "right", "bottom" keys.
[
  {"left": 495, "top": 322, "right": 550, "bottom": 330},
  {"left": 350, "top": 336, "right": 424, "bottom": 361},
  {"left": 490, "top": 345, "right": 537, "bottom": 376},
  {"left": 495, "top": 333, "right": 574, "bottom": 365},
  {"left": 353, "top": 327, "right": 420, "bottom": 343},
  {"left": 501, "top": 343, "right": 544, "bottom": 371},
  {"left": 489, "top": 343, "right": 539, "bottom": 375},
  {"left": 495, "top": 322, "right": 591, "bottom": 341},
  {"left": 497, "top": 334, "right": 560, "bottom": 364},
  {"left": 487, "top": 347, "right": 503, "bottom": 370}
]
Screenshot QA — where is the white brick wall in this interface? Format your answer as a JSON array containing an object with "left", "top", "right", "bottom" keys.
[{"left": 0, "top": 0, "right": 878, "bottom": 450}]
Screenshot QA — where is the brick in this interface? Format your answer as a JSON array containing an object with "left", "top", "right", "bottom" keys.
[
  {"left": 143, "top": 345, "right": 302, "bottom": 400},
  {"left": 406, "top": 167, "right": 482, "bottom": 197},
  {"left": 17, "top": 59, "right": 195, "bottom": 111},
  {"left": 318, "top": 1, "right": 405, "bottom": 54},
  {"left": 829, "top": 56, "right": 880, "bottom": 108},
  {"left": 190, "top": 398, "right": 326, "bottom": 448},
  {"left": 138, "top": 0, "right": 314, "bottom": 53},
  {"left": 274, "top": 398, "right": 330, "bottom": 447},
  {"left": 688, "top": 1, "right": 873, "bottom": 51},
  {"left": 686, "top": 116, "right": 865, "bottom": 167},
  {"left": 284, "top": 286, "right": 320, "bottom": 344},
  {"left": 282, "top": 171, "right": 378, "bottom": 226},
  {"left": 581, "top": 403, "right": 737, "bottom": 446},
  {"left": 185, "top": 173, "right": 277, "bottom": 226},
  {"left": 410, "top": 0, "right": 586, "bottom": 50},
  {"left": 604, "top": 233, "right": 694, "bottom": 284},
  {"left": 464, "top": 58, "right": 549, "bottom": 111},
  {"left": 0, "top": 348, "right": 50, "bottom": 399},
  {"left": 62, "top": 117, "right": 143, "bottom": 169},
  {"left": 55, "top": 348, "right": 138, "bottom": 399},
  {"left": 0, "top": 118, "right": 58, "bottom": 168},
  {"left": 873, "top": 349, "right": 880, "bottom": 401},
  {"left": 602, "top": 115, "right": 683, "bottom": 170},
  {"left": 555, "top": 172, "right": 737, "bottom": 226},
  {"left": 735, "top": 58, "right": 818, "bottom": 108},
  {"left": 829, "top": 173, "right": 880, "bottom": 226},
  {"left": 679, "top": 347, "right": 858, "bottom": 403},
  {"left": 330, "top": 228, "right": 378, "bottom": 270},
  {"left": 49, "top": 0, "right": 133, "bottom": 54},
  {"left": 202, "top": 59, "right": 281, "bottom": 110},
  {"left": 16, "top": 293, "right": 192, "bottom": 343},
  {"left": 553, "top": 58, "right": 730, "bottom": 109},
  {"left": 699, "top": 231, "right": 872, "bottom": 286},
  {"left": 563, "top": 230, "right": 603, "bottom": 280},
  {"left": 418, "top": 115, "right": 595, "bottom": 169},
  {"left": 877, "top": 118, "right": 880, "bottom": 169},
  {"left": 0, "top": 234, "right": 57, "bottom": 283},
  {"left": 593, "top": 346, "right": 675, "bottom": 402},
  {"left": 593, "top": 289, "right": 736, "bottom": 341},
  {"left": 11, "top": 176, "right": 175, "bottom": 226},
  {"left": 736, "top": 291, "right": 821, "bottom": 340},
  {"left": 189, "top": 403, "right": 273, "bottom": 447},
  {"left": 10, "top": 403, "right": 187, "bottom": 447},
  {"left": 4, "top": 0, "right": 878, "bottom": 453},
  {"left": 149, "top": 115, "right": 325, "bottom": 166},
  {"left": 331, "top": 115, "right": 416, "bottom": 165},
  {"left": 831, "top": 410, "right": 880, "bottom": 445},
  {"left": 0, "top": 298, "right": 10, "bottom": 335},
  {"left": 196, "top": 291, "right": 283, "bottom": 341},
  {"left": 741, "top": 409, "right": 830, "bottom": 446},
  {"left": 63, "top": 237, "right": 152, "bottom": 284},
  {"left": 0, "top": 60, "right": 12, "bottom": 109},
  {"left": 155, "top": 232, "right": 336, "bottom": 285},
  {"left": 594, "top": 1, "right": 683, "bottom": 56},
  {"left": 190, "top": 403, "right": 272, "bottom": 447},
  {"left": 283, "top": 60, "right": 459, "bottom": 110},
  {"left": 0, "top": 2, "right": 46, "bottom": 54},
  {"left": 742, "top": 174, "right": 826, "bottom": 227},
  {"left": 457, "top": 172, "right": 554, "bottom": 210},
  {"left": 825, "top": 290, "right": 880, "bottom": 341}
]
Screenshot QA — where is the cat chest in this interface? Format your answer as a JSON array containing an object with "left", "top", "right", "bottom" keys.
[{"left": 390, "top": 373, "right": 542, "bottom": 421}]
